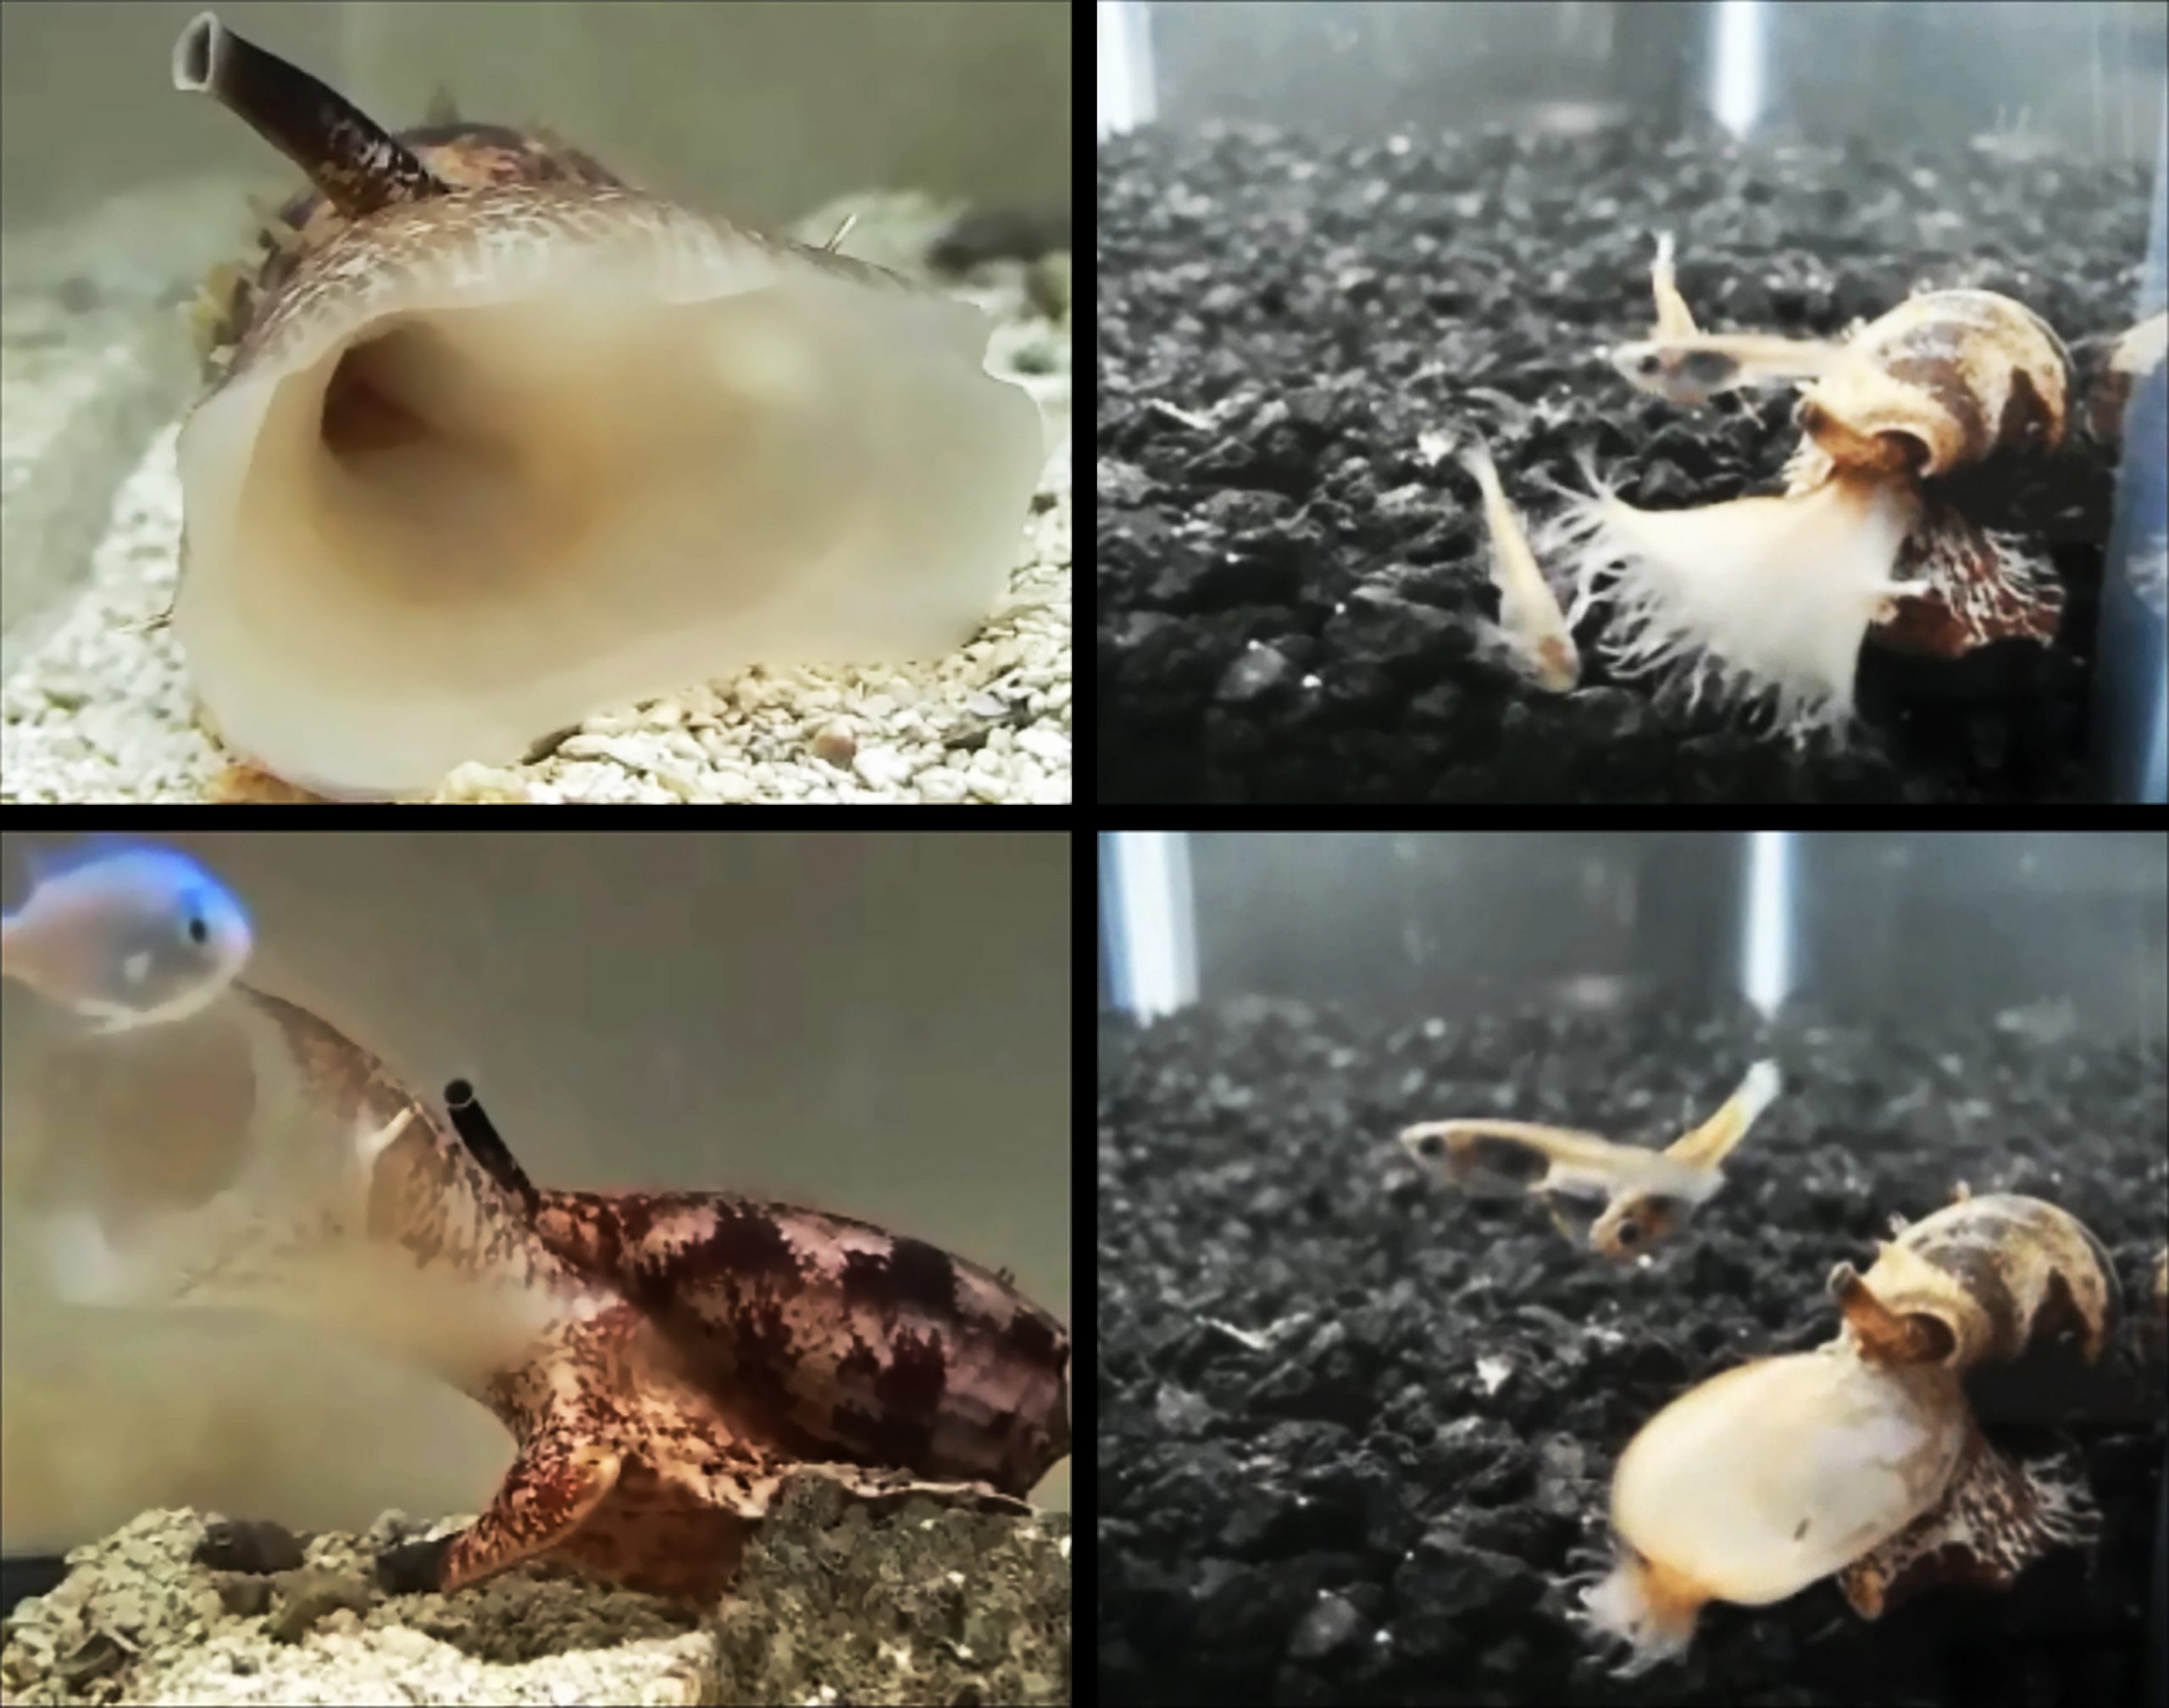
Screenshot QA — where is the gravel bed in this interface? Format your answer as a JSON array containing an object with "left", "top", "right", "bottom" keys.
[
  {"left": 1099, "top": 993, "right": 2168, "bottom": 1705},
  {"left": 1, "top": 1485, "right": 1070, "bottom": 1705}
]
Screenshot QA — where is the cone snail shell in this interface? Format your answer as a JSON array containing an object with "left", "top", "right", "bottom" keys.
[{"left": 168, "top": 13, "right": 1044, "bottom": 798}]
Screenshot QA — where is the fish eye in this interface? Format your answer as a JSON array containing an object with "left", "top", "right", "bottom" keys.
[
  {"left": 186, "top": 914, "right": 209, "bottom": 945},
  {"left": 1614, "top": 1219, "right": 1640, "bottom": 1247},
  {"left": 1412, "top": 1133, "right": 1442, "bottom": 1158}
]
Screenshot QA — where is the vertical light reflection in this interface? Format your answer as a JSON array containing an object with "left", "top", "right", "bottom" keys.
[
  {"left": 1110, "top": 832, "right": 1195, "bottom": 1018},
  {"left": 1711, "top": 0, "right": 1766, "bottom": 137},
  {"left": 1742, "top": 830, "right": 1794, "bottom": 1017}
]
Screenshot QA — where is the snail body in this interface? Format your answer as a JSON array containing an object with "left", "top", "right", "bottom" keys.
[
  {"left": 1579, "top": 1190, "right": 2116, "bottom": 1674},
  {"left": 1584, "top": 1345, "right": 1967, "bottom": 1672}
]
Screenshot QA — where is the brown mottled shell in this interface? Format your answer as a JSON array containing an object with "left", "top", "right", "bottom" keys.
[
  {"left": 197, "top": 120, "right": 624, "bottom": 374},
  {"left": 1868, "top": 501, "right": 2066, "bottom": 657},
  {"left": 1790, "top": 290, "right": 2072, "bottom": 484},
  {"left": 1828, "top": 1190, "right": 2117, "bottom": 1372}
]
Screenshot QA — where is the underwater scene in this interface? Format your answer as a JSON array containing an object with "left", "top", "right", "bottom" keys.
[
  {"left": 1098, "top": 830, "right": 2169, "bottom": 1706},
  {"left": 1098, "top": 1, "right": 2167, "bottom": 803},
  {"left": 0, "top": 831, "right": 1072, "bottom": 1705},
  {"left": 0, "top": 3, "right": 1072, "bottom": 805}
]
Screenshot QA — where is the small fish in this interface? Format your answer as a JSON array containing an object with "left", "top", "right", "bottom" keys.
[
  {"left": 1607, "top": 232, "right": 1842, "bottom": 404},
  {"left": 1, "top": 839, "right": 252, "bottom": 1033},
  {"left": 1457, "top": 435, "right": 1581, "bottom": 691},
  {"left": 1400, "top": 1060, "right": 1780, "bottom": 1260}
]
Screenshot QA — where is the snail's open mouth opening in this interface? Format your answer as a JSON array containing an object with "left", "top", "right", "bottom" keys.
[
  {"left": 320, "top": 330, "right": 469, "bottom": 458},
  {"left": 174, "top": 237, "right": 1042, "bottom": 798},
  {"left": 303, "top": 300, "right": 783, "bottom": 613}
]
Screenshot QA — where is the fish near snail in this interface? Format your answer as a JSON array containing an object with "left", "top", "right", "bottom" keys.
[
  {"left": 1560, "top": 236, "right": 2118, "bottom": 737},
  {"left": 169, "top": 13, "right": 1042, "bottom": 798},
  {"left": 1399, "top": 1060, "right": 1779, "bottom": 1260},
  {"left": 1577, "top": 1190, "right": 2114, "bottom": 1674}
]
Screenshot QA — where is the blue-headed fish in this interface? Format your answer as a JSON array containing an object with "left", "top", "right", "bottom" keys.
[{"left": 1, "top": 840, "right": 252, "bottom": 1032}]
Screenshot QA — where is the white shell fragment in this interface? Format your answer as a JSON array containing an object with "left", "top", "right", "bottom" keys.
[{"left": 175, "top": 186, "right": 1044, "bottom": 798}]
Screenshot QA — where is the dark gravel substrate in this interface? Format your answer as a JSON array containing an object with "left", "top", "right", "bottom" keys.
[
  {"left": 1098, "top": 995, "right": 2169, "bottom": 1705},
  {"left": 1097, "top": 121, "right": 2154, "bottom": 801}
]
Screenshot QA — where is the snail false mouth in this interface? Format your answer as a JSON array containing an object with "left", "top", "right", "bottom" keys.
[
  {"left": 175, "top": 189, "right": 1043, "bottom": 798},
  {"left": 1543, "top": 459, "right": 1922, "bottom": 739}
]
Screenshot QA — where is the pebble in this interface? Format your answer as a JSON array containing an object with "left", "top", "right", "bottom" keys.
[
  {"left": 852, "top": 744, "right": 915, "bottom": 790},
  {"left": 1015, "top": 725, "right": 1069, "bottom": 767},
  {"left": 918, "top": 766, "right": 968, "bottom": 803},
  {"left": 812, "top": 718, "right": 857, "bottom": 767}
]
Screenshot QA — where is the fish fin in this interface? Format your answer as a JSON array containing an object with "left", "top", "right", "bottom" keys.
[
  {"left": 424, "top": 83, "right": 460, "bottom": 125},
  {"left": 1867, "top": 501, "right": 2064, "bottom": 657},
  {"left": 1662, "top": 1060, "right": 1780, "bottom": 1170},
  {"left": 1781, "top": 435, "right": 1835, "bottom": 494}
]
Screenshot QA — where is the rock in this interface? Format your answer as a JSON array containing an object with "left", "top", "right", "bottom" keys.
[
  {"left": 811, "top": 718, "right": 857, "bottom": 767},
  {"left": 1286, "top": 1591, "right": 1368, "bottom": 1661},
  {"left": 1321, "top": 589, "right": 1469, "bottom": 685},
  {"left": 268, "top": 1568, "right": 374, "bottom": 1644},
  {"left": 193, "top": 1517, "right": 306, "bottom": 1575},
  {"left": 1215, "top": 646, "right": 1299, "bottom": 708},
  {"left": 702, "top": 1478, "right": 1068, "bottom": 1705},
  {"left": 1146, "top": 541, "right": 1290, "bottom": 613}
]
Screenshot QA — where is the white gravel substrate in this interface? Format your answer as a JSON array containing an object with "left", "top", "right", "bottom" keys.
[
  {"left": 0, "top": 252, "right": 1071, "bottom": 807},
  {"left": 1, "top": 1506, "right": 707, "bottom": 1706}
]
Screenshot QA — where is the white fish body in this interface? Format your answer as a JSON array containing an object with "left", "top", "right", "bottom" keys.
[
  {"left": 1, "top": 840, "right": 253, "bottom": 1033},
  {"left": 1457, "top": 437, "right": 1581, "bottom": 691},
  {"left": 1609, "top": 232, "right": 1844, "bottom": 404}
]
